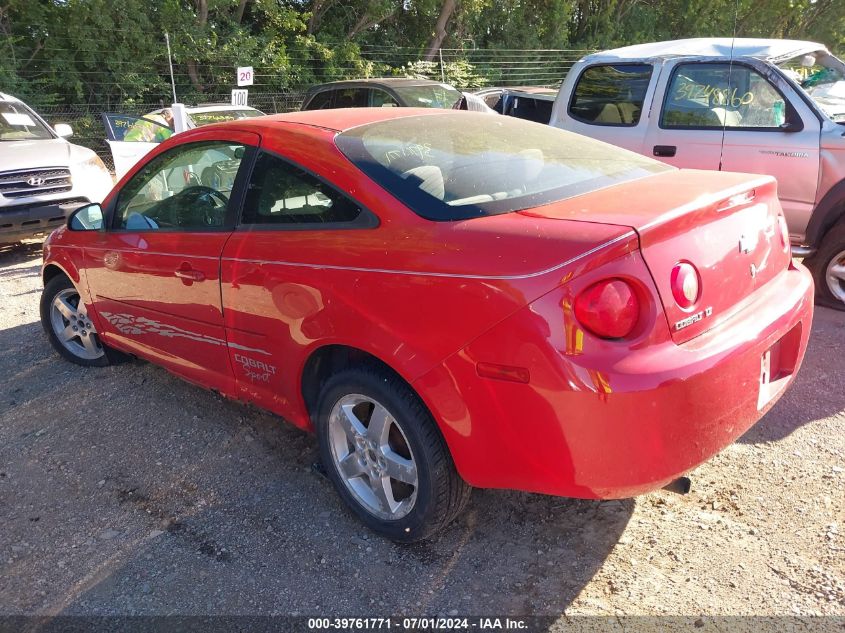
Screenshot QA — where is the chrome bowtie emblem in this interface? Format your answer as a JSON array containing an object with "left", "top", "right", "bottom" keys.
[{"left": 26, "top": 176, "right": 46, "bottom": 186}]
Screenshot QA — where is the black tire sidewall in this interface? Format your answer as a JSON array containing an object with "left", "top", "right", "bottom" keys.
[
  {"left": 806, "top": 224, "right": 845, "bottom": 311},
  {"left": 40, "top": 275, "right": 110, "bottom": 367},
  {"left": 316, "top": 367, "right": 443, "bottom": 542}
]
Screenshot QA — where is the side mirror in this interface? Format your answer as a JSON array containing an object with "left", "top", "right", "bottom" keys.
[
  {"left": 68, "top": 203, "right": 104, "bottom": 231},
  {"left": 54, "top": 123, "right": 74, "bottom": 138}
]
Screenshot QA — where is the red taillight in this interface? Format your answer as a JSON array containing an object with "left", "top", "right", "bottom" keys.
[
  {"left": 671, "top": 262, "right": 700, "bottom": 309},
  {"left": 574, "top": 279, "right": 639, "bottom": 339},
  {"left": 777, "top": 214, "right": 790, "bottom": 252}
]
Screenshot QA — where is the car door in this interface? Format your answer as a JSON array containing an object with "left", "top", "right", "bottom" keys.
[
  {"left": 220, "top": 149, "right": 373, "bottom": 419},
  {"left": 86, "top": 130, "right": 259, "bottom": 394},
  {"left": 643, "top": 59, "right": 730, "bottom": 169},
  {"left": 718, "top": 60, "right": 821, "bottom": 240},
  {"left": 102, "top": 113, "right": 174, "bottom": 180}
]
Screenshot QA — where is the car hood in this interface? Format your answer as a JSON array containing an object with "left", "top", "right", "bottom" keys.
[{"left": 0, "top": 138, "right": 77, "bottom": 171}]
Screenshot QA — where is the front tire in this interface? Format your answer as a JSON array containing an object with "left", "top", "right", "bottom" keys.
[
  {"left": 806, "top": 223, "right": 845, "bottom": 311},
  {"left": 40, "top": 275, "right": 111, "bottom": 367},
  {"left": 316, "top": 363, "right": 471, "bottom": 542}
]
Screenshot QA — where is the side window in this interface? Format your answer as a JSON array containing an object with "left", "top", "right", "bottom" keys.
[
  {"left": 370, "top": 89, "right": 399, "bottom": 108},
  {"left": 662, "top": 63, "right": 788, "bottom": 129},
  {"left": 242, "top": 152, "right": 362, "bottom": 225},
  {"left": 334, "top": 88, "right": 370, "bottom": 108},
  {"left": 114, "top": 141, "right": 246, "bottom": 230},
  {"left": 305, "top": 91, "right": 334, "bottom": 110},
  {"left": 482, "top": 91, "right": 504, "bottom": 112},
  {"left": 569, "top": 64, "right": 652, "bottom": 126},
  {"left": 510, "top": 97, "right": 554, "bottom": 124}
]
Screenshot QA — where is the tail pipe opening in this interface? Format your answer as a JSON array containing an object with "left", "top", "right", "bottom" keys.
[{"left": 663, "top": 476, "right": 691, "bottom": 495}]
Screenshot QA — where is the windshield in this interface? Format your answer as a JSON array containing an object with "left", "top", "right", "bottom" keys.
[
  {"left": 189, "top": 109, "right": 264, "bottom": 126},
  {"left": 0, "top": 101, "right": 53, "bottom": 141},
  {"left": 335, "top": 113, "right": 671, "bottom": 221},
  {"left": 392, "top": 84, "right": 463, "bottom": 109},
  {"left": 780, "top": 54, "right": 845, "bottom": 122}
]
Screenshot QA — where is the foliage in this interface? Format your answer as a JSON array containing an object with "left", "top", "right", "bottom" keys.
[
  {"left": 0, "top": 0, "right": 843, "bottom": 107},
  {"left": 399, "top": 59, "right": 488, "bottom": 89}
]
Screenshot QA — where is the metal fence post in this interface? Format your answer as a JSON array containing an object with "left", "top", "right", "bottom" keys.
[{"left": 438, "top": 48, "right": 445, "bottom": 82}]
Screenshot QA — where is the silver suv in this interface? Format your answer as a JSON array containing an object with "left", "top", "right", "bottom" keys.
[
  {"left": 550, "top": 38, "right": 845, "bottom": 309},
  {"left": 0, "top": 93, "right": 113, "bottom": 244}
]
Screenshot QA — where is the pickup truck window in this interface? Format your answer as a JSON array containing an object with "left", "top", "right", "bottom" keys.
[
  {"left": 662, "top": 63, "right": 787, "bottom": 129},
  {"left": 569, "top": 64, "right": 652, "bottom": 126}
]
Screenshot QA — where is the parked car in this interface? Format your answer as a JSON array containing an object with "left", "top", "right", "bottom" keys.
[
  {"left": 475, "top": 86, "right": 557, "bottom": 123},
  {"left": 102, "top": 104, "right": 265, "bottom": 179},
  {"left": 41, "top": 109, "right": 812, "bottom": 541},
  {"left": 301, "top": 78, "right": 463, "bottom": 111},
  {"left": 0, "top": 92, "right": 113, "bottom": 244},
  {"left": 548, "top": 38, "right": 845, "bottom": 309}
]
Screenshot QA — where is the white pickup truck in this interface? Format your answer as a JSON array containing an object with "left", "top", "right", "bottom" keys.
[{"left": 549, "top": 38, "right": 845, "bottom": 310}]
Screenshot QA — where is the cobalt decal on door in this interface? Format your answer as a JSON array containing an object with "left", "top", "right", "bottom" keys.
[{"left": 86, "top": 131, "right": 259, "bottom": 393}]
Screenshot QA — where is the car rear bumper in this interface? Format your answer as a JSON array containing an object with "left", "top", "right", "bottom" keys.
[
  {"left": 415, "top": 262, "right": 814, "bottom": 498},
  {"left": 0, "top": 198, "right": 90, "bottom": 243}
]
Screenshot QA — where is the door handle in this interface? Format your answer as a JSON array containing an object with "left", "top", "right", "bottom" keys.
[
  {"left": 653, "top": 145, "right": 677, "bottom": 157},
  {"left": 174, "top": 268, "right": 204, "bottom": 282}
]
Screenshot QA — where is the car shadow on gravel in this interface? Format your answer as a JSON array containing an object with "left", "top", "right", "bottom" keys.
[
  {"left": 0, "top": 319, "right": 633, "bottom": 618},
  {"left": 739, "top": 306, "right": 845, "bottom": 445},
  {"left": 0, "top": 239, "right": 43, "bottom": 265}
]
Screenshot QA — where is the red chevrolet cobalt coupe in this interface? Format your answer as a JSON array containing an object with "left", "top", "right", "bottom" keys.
[{"left": 41, "top": 109, "right": 813, "bottom": 541}]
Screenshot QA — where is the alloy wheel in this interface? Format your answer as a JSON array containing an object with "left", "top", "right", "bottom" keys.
[
  {"left": 49, "top": 288, "right": 104, "bottom": 361},
  {"left": 825, "top": 248, "right": 845, "bottom": 305},
  {"left": 327, "top": 394, "right": 418, "bottom": 521}
]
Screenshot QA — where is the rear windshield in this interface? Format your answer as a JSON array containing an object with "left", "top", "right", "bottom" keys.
[{"left": 335, "top": 113, "right": 671, "bottom": 221}]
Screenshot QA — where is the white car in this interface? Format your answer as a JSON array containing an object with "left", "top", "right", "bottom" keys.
[
  {"left": 102, "top": 104, "right": 264, "bottom": 179},
  {"left": 0, "top": 93, "right": 113, "bottom": 244}
]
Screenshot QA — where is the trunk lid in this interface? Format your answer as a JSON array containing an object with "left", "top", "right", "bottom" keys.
[{"left": 518, "top": 169, "right": 791, "bottom": 343}]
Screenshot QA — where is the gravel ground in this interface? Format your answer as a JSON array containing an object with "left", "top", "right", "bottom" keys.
[{"left": 0, "top": 239, "right": 843, "bottom": 622}]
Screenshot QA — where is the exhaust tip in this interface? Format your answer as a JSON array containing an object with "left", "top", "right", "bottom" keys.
[{"left": 663, "top": 476, "right": 691, "bottom": 495}]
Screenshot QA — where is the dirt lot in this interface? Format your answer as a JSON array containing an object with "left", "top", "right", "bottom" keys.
[{"left": 1, "top": 239, "right": 843, "bottom": 623}]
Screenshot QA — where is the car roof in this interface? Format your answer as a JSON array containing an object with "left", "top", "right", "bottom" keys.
[
  {"left": 307, "top": 78, "right": 455, "bottom": 90},
  {"left": 185, "top": 104, "right": 263, "bottom": 114},
  {"left": 0, "top": 92, "right": 22, "bottom": 103},
  {"left": 477, "top": 86, "right": 557, "bottom": 95},
  {"left": 585, "top": 38, "right": 830, "bottom": 64},
  {"left": 204, "top": 107, "right": 452, "bottom": 134}
]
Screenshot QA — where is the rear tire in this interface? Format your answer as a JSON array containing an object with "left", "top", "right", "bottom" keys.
[
  {"left": 40, "top": 275, "right": 124, "bottom": 366},
  {"left": 806, "top": 223, "right": 845, "bottom": 311},
  {"left": 315, "top": 363, "right": 471, "bottom": 542}
]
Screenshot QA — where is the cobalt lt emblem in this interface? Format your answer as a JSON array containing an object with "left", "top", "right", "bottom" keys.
[
  {"left": 674, "top": 306, "right": 714, "bottom": 331},
  {"left": 26, "top": 176, "right": 46, "bottom": 187}
]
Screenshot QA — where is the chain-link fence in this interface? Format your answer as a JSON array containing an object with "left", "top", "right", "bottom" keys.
[
  {"left": 24, "top": 47, "right": 591, "bottom": 174},
  {"left": 35, "top": 92, "right": 309, "bottom": 173}
]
